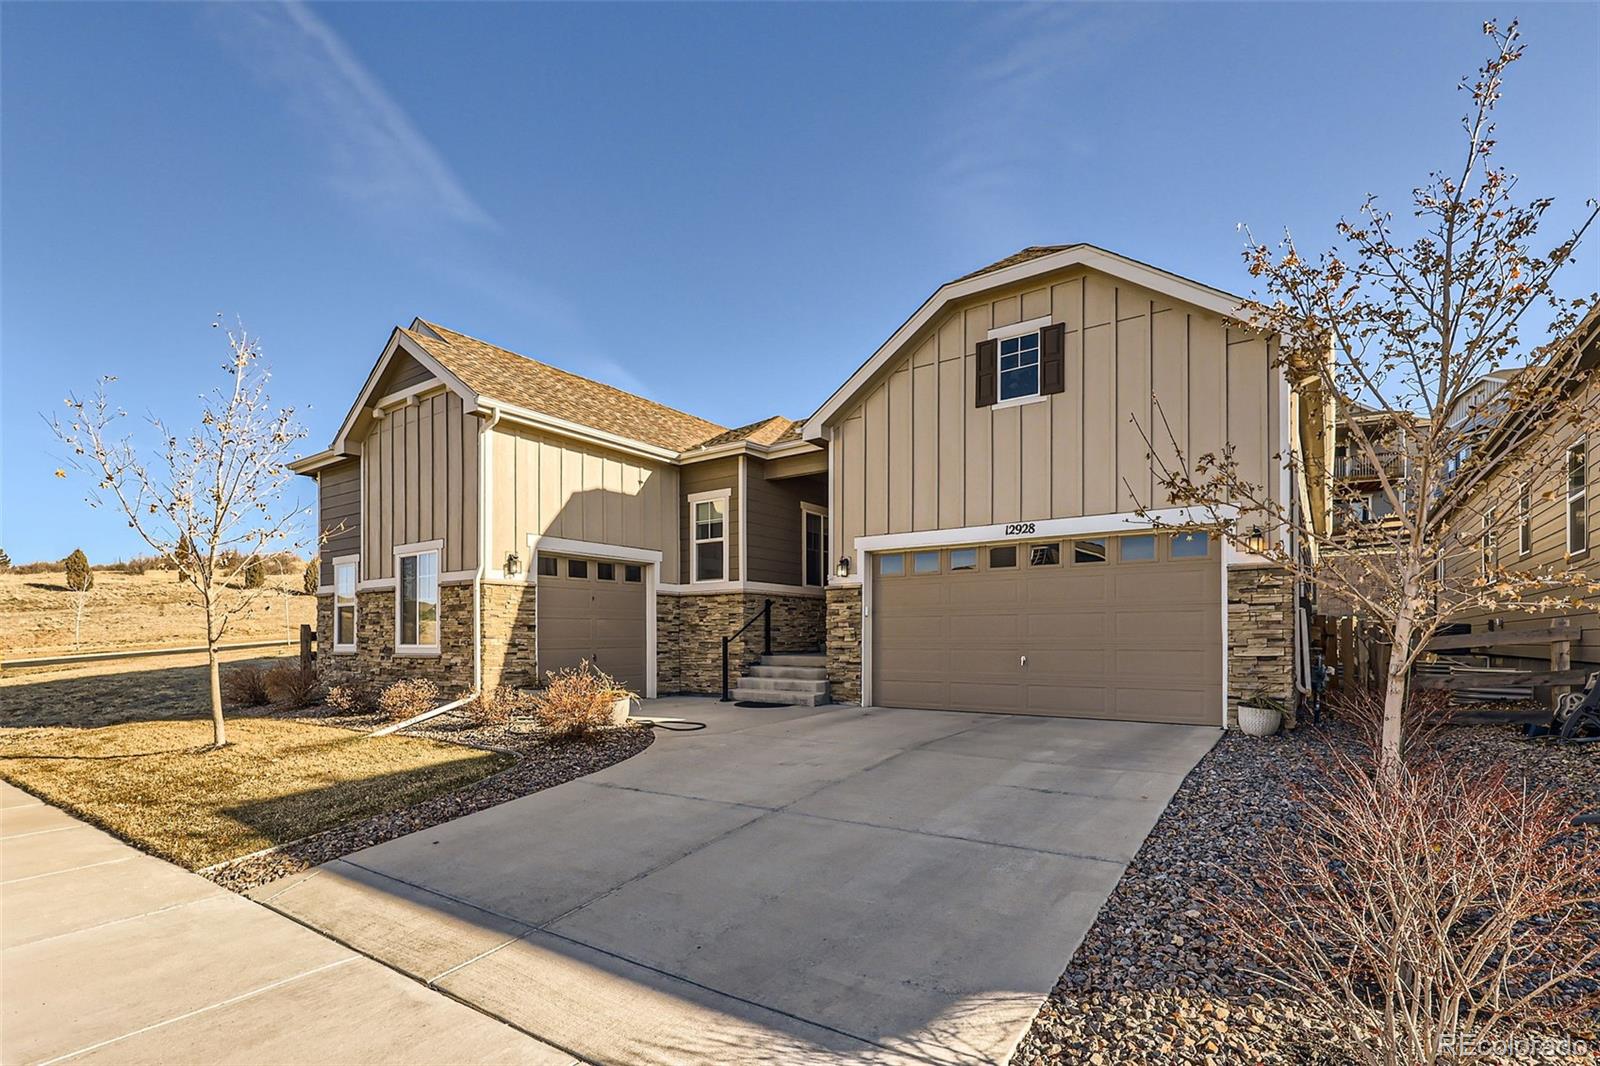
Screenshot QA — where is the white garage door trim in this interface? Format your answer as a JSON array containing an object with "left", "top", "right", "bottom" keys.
[
  {"left": 528, "top": 535, "right": 662, "bottom": 698},
  {"left": 855, "top": 507, "right": 1236, "bottom": 726}
]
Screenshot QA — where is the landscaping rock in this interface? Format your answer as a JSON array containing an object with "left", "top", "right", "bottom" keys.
[{"left": 1009, "top": 721, "right": 1599, "bottom": 1066}]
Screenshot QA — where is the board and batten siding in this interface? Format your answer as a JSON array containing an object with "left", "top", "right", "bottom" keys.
[
  {"left": 490, "top": 423, "right": 682, "bottom": 583},
  {"left": 317, "top": 459, "right": 361, "bottom": 586},
  {"left": 744, "top": 463, "right": 827, "bottom": 586},
  {"left": 1447, "top": 374, "right": 1599, "bottom": 664},
  {"left": 679, "top": 457, "right": 740, "bottom": 582},
  {"left": 361, "top": 390, "right": 480, "bottom": 580},
  {"left": 831, "top": 267, "right": 1280, "bottom": 554}
]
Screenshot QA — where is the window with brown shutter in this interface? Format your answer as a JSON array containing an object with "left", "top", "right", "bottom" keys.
[
  {"left": 974, "top": 339, "right": 998, "bottom": 407},
  {"left": 1040, "top": 322, "right": 1066, "bottom": 395}
]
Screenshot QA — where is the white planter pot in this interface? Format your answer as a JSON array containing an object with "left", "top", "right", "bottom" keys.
[
  {"left": 610, "top": 695, "right": 638, "bottom": 725},
  {"left": 1237, "top": 703, "right": 1283, "bottom": 737}
]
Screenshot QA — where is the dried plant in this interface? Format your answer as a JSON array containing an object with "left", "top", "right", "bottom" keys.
[
  {"left": 1131, "top": 21, "right": 1599, "bottom": 772},
  {"left": 221, "top": 664, "right": 271, "bottom": 708},
  {"left": 263, "top": 663, "right": 322, "bottom": 710},
  {"left": 377, "top": 678, "right": 441, "bottom": 723},
  {"left": 533, "top": 661, "right": 630, "bottom": 738},
  {"left": 49, "top": 319, "right": 310, "bottom": 747},
  {"left": 324, "top": 682, "right": 376, "bottom": 715},
  {"left": 1222, "top": 751, "right": 1600, "bottom": 1065},
  {"left": 1326, "top": 687, "right": 1457, "bottom": 759},
  {"left": 465, "top": 685, "right": 538, "bottom": 727}
]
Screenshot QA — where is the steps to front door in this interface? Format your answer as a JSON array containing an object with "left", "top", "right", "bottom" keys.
[{"left": 729, "top": 653, "right": 831, "bottom": 706}]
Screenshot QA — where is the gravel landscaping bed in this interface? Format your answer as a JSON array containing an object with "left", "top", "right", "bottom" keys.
[
  {"left": 1011, "top": 721, "right": 1599, "bottom": 1066},
  {"left": 205, "top": 709, "right": 652, "bottom": 893}
]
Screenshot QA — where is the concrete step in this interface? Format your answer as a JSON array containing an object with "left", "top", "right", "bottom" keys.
[
  {"left": 745, "top": 664, "right": 830, "bottom": 680},
  {"left": 736, "top": 676, "right": 830, "bottom": 695},
  {"left": 729, "top": 687, "right": 830, "bottom": 707},
  {"left": 760, "top": 653, "right": 827, "bottom": 668}
]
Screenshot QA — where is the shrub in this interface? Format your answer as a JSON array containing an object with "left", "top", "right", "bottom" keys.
[
  {"left": 533, "top": 660, "right": 630, "bottom": 738},
  {"left": 242, "top": 558, "right": 266, "bottom": 589},
  {"left": 325, "top": 682, "right": 376, "bottom": 715},
  {"left": 466, "top": 685, "right": 538, "bottom": 727},
  {"left": 303, "top": 558, "right": 320, "bottom": 596},
  {"left": 64, "top": 549, "right": 93, "bottom": 591},
  {"left": 377, "top": 678, "right": 442, "bottom": 722},
  {"left": 221, "top": 664, "right": 271, "bottom": 707},
  {"left": 1222, "top": 750, "right": 1600, "bottom": 1065},
  {"left": 1328, "top": 687, "right": 1455, "bottom": 758},
  {"left": 264, "top": 663, "right": 322, "bottom": 710},
  {"left": 0, "top": 547, "right": 11, "bottom": 572}
]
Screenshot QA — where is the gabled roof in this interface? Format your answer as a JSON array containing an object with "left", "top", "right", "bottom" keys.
[
  {"left": 800, "top": 243, "right": 1252, "bottom": 442},
  {"left": 405, "top": 321, "right": 728, "bottom": 452},
  {"left": 689, "top": 415, "right": 801, "bottom": 450}
]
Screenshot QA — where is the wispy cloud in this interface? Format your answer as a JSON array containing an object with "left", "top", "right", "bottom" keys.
[
  {"left": 213, "top": 1, "right": 493, "bottom": 230},
  {"left": 924, "top": 4, "right": 1154, "bottom": 240}
]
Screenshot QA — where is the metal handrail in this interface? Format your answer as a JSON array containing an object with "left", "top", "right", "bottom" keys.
[{"left": 721, "top": 598, "right": 774, "bottom": 702}]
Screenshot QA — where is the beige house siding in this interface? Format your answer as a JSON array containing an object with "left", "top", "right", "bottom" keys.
[
  {"left": 317, "top": 459, "right": 361, "bottom": 585},
  {"left": 487, "top": 422, "right": 682, "bottom": 583},
  {"left": 679, "top": 457, "right": 740, "bottom": 582},
  {"left": 377, "top": 351, "right": 436, "bottom": 394},
  {"left": 743, "top": 461, "right": 827, "bottom": 586},
  {"left": 830, "top": 266, "right": 1280, "bottom": 553},
  {"left": 1446, "top": 375, "right": 1599, "bottom": 664},
  {"left": 360, "top": 389, "right": 479, "bottom": 580}
]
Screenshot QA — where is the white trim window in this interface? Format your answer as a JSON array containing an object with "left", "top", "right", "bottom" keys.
[
  {"left": 690, "top": 490, "right": 729, "bottom": 583},
  {"left": 801, "top": 503, "right": 827, "bottom": 587},
  {"left": 333, "top": 558, "right": 358, "bottom": 651},
  {"left": 396, "top": 544, "right": 441, "bottom": 653},
  {"left": 1480, "top": 510, "right": 1495, "bottom": 578},
  {"left": 998, "top": 331, "right": 1041, "bottom": 401},
  {"left": 1518, "top": 483, "right": 1532, "bottom": 557},
  {"left": 1568, "top": 437, "right": 1588, "bottom": 556}
]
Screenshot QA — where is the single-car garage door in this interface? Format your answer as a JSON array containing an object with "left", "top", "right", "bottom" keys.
[
  {"left": 536, "top": 554, "right": 648, "bottom": 693},
  {"left": 871, "top": 532, "right": 1221, "bottom": 725}
]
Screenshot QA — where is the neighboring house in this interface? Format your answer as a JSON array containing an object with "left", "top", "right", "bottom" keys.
[
  {"left": 293, "top": 244, "right": 1320, "bottom": 726},
  {"left": 1440, "top": 304, "right": 1600, "bottom": 669},
  {"left": 1330, "top": 402, "right": 1425, "bottom": 538}
]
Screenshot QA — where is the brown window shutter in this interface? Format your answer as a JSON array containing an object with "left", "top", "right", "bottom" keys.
[
  {"left": 975, "top": 339, "right": 998, "bottom": 407},
  {"left": 1040, "top": 323, "right": 1066, "bottom": 395}
]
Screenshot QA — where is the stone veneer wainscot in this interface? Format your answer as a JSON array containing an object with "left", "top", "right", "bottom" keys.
[
  {"left": 657, "top": 592, "right": 824, "bottom": 696},
  {"left": 1226, "top": 565, "right": 1297, "bottom": 729},
  {"left": 824, "top": 585, "right": 863, "bottom": 705}
]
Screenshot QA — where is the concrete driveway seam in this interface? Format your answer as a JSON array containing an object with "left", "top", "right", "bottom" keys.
[{"left": 3, "top": 856, "right": 133, "bottom": 886}]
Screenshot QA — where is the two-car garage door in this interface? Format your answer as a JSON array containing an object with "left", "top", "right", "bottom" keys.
[{"left": 871, "top": 532, "right": 1222, "bottom": 726}]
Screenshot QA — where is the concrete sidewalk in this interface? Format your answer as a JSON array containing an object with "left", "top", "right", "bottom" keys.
[{"left": 0, "top": 780, "right": 574, "bottom": 1066}]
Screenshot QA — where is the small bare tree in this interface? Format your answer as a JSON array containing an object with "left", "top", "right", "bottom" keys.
[
  {"left": 51, "top": 320, "right": 308, "bottom": 747},
  {"left": 63, "top": 548, "right": 95, "bottom": 649},
  {"left": 1139, "top": 21, "right": 1599, "bottom": 771}
]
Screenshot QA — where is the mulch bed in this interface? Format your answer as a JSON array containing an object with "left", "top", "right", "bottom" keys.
[
  {"left": 205, "top": 708, "right": 652, "bottom": 893},
  {"left": 1010, "top": 721, "right": 1599, "bottom": 1066}
]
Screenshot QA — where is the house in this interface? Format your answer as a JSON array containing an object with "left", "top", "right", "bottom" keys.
[
  {"left": 1330, "top": 401, "right": 1425, "bottom": 539},
  {"left": 1439, "top": 303, "right": 1600, "bottom": 670},
  {"left": 291, "top": 244, "right": 1319, "bottom": 726}
]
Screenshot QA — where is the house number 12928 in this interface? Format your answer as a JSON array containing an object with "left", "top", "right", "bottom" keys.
[{"left": 1004, "top": 523, "right": 1036, "bottom": 536}]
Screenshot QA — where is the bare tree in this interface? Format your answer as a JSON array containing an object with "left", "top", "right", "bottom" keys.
[
  {"left": 1139, "top": 21, "right": 1599, "bottom": 771},
  {"left": 51, "top": 320, "right": 308, "bottom": 747}
]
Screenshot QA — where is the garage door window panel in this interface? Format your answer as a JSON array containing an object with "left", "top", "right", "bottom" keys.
[
  {"left": 1072, "top": 540, "right": 1106, "bottom": 564},
  {"left": 1029, "top": 543, "right": 1061, "bottom": 567},
  {"left": 988, "top": 545, "right": 1017, "bottom": 569},
  {"left": 949, "top": 548, "right": 978, "bottom": 571},
  {"left": 536, "top": 555, "right": 559, "bottom": 578},
  {"left": 1119, "top": 535, "right": 1157, "bottom": 562},
  {"left": 912, "top": 551, "right": 941, "bottom": 574},
  {"left": 878, "top": 553, "right": 905, "bottom": 577},
  {"left": 1170, "top": 532, "right": 1210, "bottom": 559}
]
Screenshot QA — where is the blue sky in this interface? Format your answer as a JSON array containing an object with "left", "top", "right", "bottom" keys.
[{"left": 3, "top": 2, "right": 1596, "bottom": 564}]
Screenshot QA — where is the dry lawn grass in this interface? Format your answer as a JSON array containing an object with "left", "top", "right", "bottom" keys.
[
  {"left": 0, "top": 569, "right": 315, "bottom": 659},
  {"left": 0, "top": 648, "right": 300, "bottom": 729},
  {"left": 0, "top": 718, "right": 513, "bottom": 868}
]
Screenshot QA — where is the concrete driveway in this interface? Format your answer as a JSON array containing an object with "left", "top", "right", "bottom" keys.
[{"left": 256, "top": 700, "right": 1218, "bottom": 1065}]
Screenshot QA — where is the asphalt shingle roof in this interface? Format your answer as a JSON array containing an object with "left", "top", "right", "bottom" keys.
[{"left": 404, "top": 321, "right": 729, "bottom": 452}]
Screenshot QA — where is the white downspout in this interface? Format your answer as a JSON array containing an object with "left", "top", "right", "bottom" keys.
[{"left": 475, "top": 403, "right": 501, "bottom": 696}]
